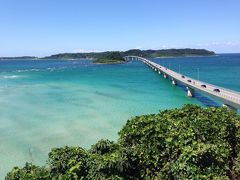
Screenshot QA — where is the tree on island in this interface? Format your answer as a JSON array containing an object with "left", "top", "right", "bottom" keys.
[
  {"left": 6, "top": 105, "right": 240, "bottom": 179},
  {"left": 94, "top": 51, "right": 125, "bottom": 64}
]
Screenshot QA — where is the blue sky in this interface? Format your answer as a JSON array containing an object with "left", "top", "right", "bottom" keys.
[{"left": 0, "top": 0, "right": 240, "bottom": 56}]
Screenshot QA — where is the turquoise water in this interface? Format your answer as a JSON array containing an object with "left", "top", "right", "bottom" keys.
[{"left": 0, "top": 54, "right": 240, "bottom": 177}]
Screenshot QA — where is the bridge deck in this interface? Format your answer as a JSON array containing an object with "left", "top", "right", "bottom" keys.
[{"left": 125, "top": 56, "right": 240, "bottom": 109}]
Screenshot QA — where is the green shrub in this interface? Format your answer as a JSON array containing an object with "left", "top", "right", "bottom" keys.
[
  {"left": 5, "top": 162, "right": 50, "bottom": 180},
  {"left": 48, "top": 146, "right": 89, "bottom": 179},
  {"left": 119, "top": 105, "right": 240, "bottom": 179},
  {"left": 90, "top": 139, "right": 118, "bottom": 155}
]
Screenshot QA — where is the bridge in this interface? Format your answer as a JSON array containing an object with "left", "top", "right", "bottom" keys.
[{"left": 124, "top": 56, "right": 240, "bottom": 111}]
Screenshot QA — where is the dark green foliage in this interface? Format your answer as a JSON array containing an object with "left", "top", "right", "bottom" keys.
[
  {"left": 48, "top": 146, "right": 89, "bottom": 178},
  {"left": 123, "top": 49, "right": 146, "bottom": 57},
  {"left": 94, "top": 51, "right": 125, "bottom": 64},
  {"left": 87, "top": 151, "right": 126, "bottom": 179},
  {"left": 119, "top": 105, "right": 240, "bottom": 179},
  {"left": 5, "top": 162, "right": 50, "bottom": 180},
  {"left": 90, "top": 139, "right": 118, "bottom": 155},
  {"left": 6, "top": 105, "right": 240, "bottom": 179}
]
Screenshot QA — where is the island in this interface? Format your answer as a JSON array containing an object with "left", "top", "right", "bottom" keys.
[
  {"left": 93, "top": 51, "right": 125, "bottom": 64},
  {"left": 42, "top": 48, "right": 215, "bottom": 64},
  {"left": 0, "top": 49, "right": 215, "bottom": 63}
]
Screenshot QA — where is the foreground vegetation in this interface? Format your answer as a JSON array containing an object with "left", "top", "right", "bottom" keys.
[
  {"left": 42, "top": 48, "right": 215, "bottom": 60},
  {"left": 6, "top": 105, "right": 240, "bottom": 179}
]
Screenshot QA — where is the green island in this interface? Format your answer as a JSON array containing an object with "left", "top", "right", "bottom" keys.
[
  {"left": 41, "top": 48, "right": 215, "bottom": 64},
  {"left": 6, "top": 105, "right": 240, "bottom": 179},
  {"left": 93, "top": 52, "right": 125, "bottom": 64},
  {"left": 0, "top": 49, "right": 215, "bottom": 64}
]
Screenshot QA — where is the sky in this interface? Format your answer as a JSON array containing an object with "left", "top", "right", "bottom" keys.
[{"left": 0, "top": 0, "right": 240, "bottom": 57}]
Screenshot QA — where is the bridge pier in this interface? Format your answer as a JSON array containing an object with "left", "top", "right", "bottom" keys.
[
  {"left": 223, "top": 104, "right": 237, "bottom": 111},
  {"left": 172, "top": 78, "right": 176, "bottom": 85},
  {"left": 186, "top": 87, "right": 194, "bottom": 97},
  {"left": 163, "top": 74, "right": 167, "bottom": 79},
  {"left": 158, "top": 71, "right": 161, "bottom": 74}
]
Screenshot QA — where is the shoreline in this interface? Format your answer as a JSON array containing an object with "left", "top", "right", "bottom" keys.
[{"left": 93, "top": 61, "right": 126, "bottom": 65}]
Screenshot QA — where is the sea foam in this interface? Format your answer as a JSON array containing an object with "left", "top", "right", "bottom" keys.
[{"left": 2, "top": 75, "right": 21, "bottom": 79}]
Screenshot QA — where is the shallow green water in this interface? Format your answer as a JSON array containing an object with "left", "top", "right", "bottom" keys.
[{"left": 0, "top": 54, "right": 239, "bottom": 177}]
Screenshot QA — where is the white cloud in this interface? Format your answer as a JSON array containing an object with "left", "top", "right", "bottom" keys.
[
  {"left": 72, "top": 49, "right": 102, "bottom": 53},
  {"left": 133, "top": 46, "right": 143, "bottom": 50},
  {"left": 194, "top": 41, "right": 240, "bottom": 53},
  {"left": 195, "top": 41, "right": 240, "bottom": 47}
]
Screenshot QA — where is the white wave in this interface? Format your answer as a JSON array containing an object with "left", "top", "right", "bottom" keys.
[
  {"left": 16, "top": 69, "right": 40, "bottom": 73},
  {"left": 2, "top": 75, "right": 21, "bottom": 79},
  {"left": 16, "top": 70, "right": 27, "bottom": 72},
  {"left": 29, "top": 69, "right": 40, "bottom": 72},
  {"left": 15, "top": 67, "right": 69, "bottom": 73}
]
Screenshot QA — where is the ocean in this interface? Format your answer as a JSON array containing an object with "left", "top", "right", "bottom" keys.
[{"left": 0, "top": 54, "right": 239, "bottom": 177}]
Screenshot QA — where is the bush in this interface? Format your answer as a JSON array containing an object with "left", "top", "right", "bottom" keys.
[
  {"left": 5, "top": 162, "right": 50, "bottom": 180},
  {"left": 48, "top": 146, "right": 89, "bottom": 179},
  {"left": 90, "top": 139, "right": 118, "bottom": 155},
  {"left": 119, "top": 105, "right": 240, "bottom": 179},
  {"left": 6, "top": 105, "right": 240, "bottom": 179}
]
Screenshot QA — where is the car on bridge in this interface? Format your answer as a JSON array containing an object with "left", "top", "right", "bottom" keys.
[
  {"left": 201, "top": 84, "right": 207, "bottom": 88},
  {"left": 213, "top": 88, "right": 220, "bottom": 93},
  {"left": 187, "top": 79, "right": 192, "bottom": 83},
  {"left": 181, "top": 75, "right": 185, "bottom": 78}
]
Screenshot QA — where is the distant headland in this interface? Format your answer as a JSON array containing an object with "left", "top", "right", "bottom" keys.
[
  {"left": 0, "top": 49, "right": 215, "bottom": 64},
  {"left": 0, "top": 56, "right": 37, "bottom": 60}
]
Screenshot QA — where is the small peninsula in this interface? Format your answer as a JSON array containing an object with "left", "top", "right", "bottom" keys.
[{"left": 93, "top": 52, "right": 125, "bottom": 64}]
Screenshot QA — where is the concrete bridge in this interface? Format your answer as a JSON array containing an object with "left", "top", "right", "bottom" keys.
[{"left": 124, "top": 56, "right": 240, "bottom": 111}]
